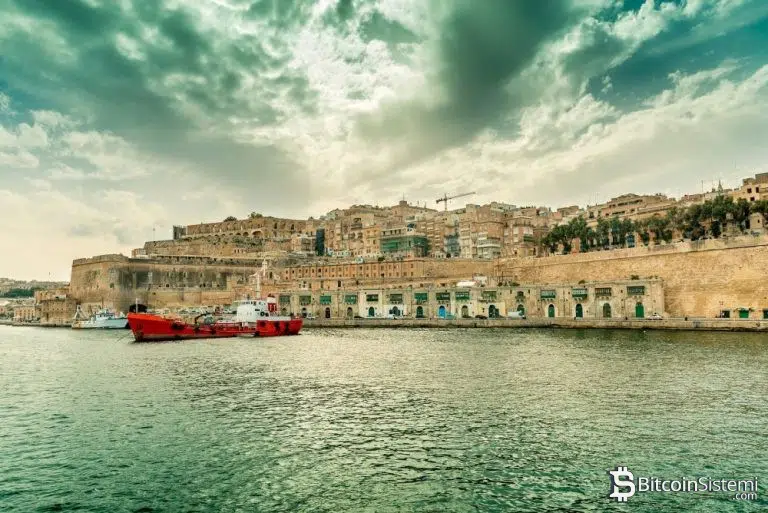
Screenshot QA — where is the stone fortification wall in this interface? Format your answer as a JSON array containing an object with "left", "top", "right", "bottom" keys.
[
  {"left": 183, "top": 216, "right": 308, "bottom": 239},
  {"left": 272, "top": 258, "right": 495, "bottom": 291},
  {"left": 139, "top": 238, "right": 288, "bottom": 258},
  {"left": 498, "top": 235, "right": 768, "bottom": 317},
  {"left": 70, "top": 254, "right": 260, "bottom": 312},
  {"left": 71, "top": 235, "right": 768, "bottom": 318}
]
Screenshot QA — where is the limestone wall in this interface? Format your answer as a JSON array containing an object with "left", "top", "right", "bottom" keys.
[
  {"left": 498, "top": 235, "right": 768, "bottom": 317},
  {"left": 70, "top": 235, "right": 768, "bottom": 318},
  {"left": 70, "top": 254, "right": 259, "bottom": 312}
]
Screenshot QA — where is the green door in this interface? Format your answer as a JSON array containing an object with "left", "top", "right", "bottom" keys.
[
  {"left": 635, "top": 302, "right": 644, "bottom": 318},
  {"left": 575, "top": 303, "right": 583, "bottom": 318},
  {"left": 547, "top": 304, "right": 555, "bottom": 318},
  {"left": 739, "top": 309, "right": 749, "bottom": 319}
]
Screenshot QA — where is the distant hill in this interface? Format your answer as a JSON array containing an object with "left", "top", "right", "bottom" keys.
[{"left": 0, "top": 278, "right": 69, "bottom": 296}]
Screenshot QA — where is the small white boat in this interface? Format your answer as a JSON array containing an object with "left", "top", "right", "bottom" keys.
[{"left": 72, "top": 307, "right": 129, "bottom": 329}]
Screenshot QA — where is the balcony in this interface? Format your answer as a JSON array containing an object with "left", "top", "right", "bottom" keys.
[{"left": 540, "top": 290, "right": 556, "bottom": 300}]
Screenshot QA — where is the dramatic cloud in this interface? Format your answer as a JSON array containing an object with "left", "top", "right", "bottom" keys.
[{"left": 0, "top": 0, "right": 767, "bottom": 279}]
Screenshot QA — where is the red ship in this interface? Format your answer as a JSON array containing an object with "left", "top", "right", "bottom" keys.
[{"left": 127, "top": 297, "right": 302, "bottom": 342}]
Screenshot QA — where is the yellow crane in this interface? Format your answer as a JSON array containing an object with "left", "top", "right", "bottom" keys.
[{"left": 436, "top": 191, "right": 476, "bottom": 211}]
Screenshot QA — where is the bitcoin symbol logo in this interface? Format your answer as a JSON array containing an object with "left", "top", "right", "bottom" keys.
[{"left": 609, "top": 466, "right": 636, "bottom": 502}]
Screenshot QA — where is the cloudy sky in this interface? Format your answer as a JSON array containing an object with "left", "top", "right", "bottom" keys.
[{"left": 2, "top": 0, "right": 768, "bottom": 280}]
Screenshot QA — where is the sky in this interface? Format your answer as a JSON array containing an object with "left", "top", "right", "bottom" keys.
[{"left": 1, "top": 0, "right": 768, "bottom": 280}]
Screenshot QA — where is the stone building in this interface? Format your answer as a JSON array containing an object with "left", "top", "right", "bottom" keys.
[
  {"left": 269, "top": 258, "right": 496, "bottom": 293},
  {"left": 13, "top": 304, "right": 38, "bottom": 322},
  {"left": 380, "top": 225, "right": 429, "bottom": 258},
  {"left": 731, "top": 173, "right": 768, "bottom": 203},
  {"left": 35, "top": 287, "right": 77, "bottom": 325},
  {"left": 274, "top": 279, "right": 663, "bottom": 320}
]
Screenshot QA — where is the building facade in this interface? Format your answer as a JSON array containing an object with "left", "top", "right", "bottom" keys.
[{"left": 274, "top": 279, "right": 664, "bottom": 320}]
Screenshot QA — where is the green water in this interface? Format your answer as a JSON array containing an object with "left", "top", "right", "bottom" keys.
[{"left": 0, "top": 327, "right": 765, "bottom": 512}]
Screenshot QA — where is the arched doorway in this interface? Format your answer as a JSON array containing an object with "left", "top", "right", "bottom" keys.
[
  {"left": 346, "top": 307, "right": 353, "bottom": 319},
  {"left": 416, "top": 306, "right": 424, "bottom": 318},
  {"left": 547, "top": 304, "right": 555, "bottom": 318},
  {"left": 438, "top": 305, "right": 446, "bottom": 318},
  {"left": 603, "top": 303, "right": 612, "bottom": 318},
  {"left": 635, "top": 302, "right": 644, "bottom": 318},
  {"left": 461, "top": 305, "right": 469, "bottom": 318},
  {"left": 128, "top": 303, "right": 148, "bottom": 313},
  {"left": 517, "top": 304, "right": 525, "bottom": 315},
  {"left": 575, "top": 303, "right": 583, "bottom": 318},
  {"left": 488, "top": 305, "right": 498, "bottom": 318},
  {"left": 368, "top": 306, "right": 375, "bottom": 317},
  {"left": 391, "top": 306, "right": 400, "bottom": 317},
  {"left": 325, "top": 307, "right": 331, "bottom": 319}
]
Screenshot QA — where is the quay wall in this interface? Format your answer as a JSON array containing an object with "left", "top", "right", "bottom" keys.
[
  {"left": 499, "top": 236, "right": 768, "bottom": 318},
  {"left": 304, "top": 318, "right": 768, "bottom": 332}
]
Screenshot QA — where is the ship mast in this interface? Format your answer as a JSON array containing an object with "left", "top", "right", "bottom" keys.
[{"left": 251, "top": 259, "right": 268, "bottom": 298}]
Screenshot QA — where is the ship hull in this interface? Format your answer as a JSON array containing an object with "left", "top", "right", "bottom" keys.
[
  {"left": 72, "top": 318, "right": 129, "bottom": 329},
  {"left": 127, "top": 313, "right": 302, "bottom": 342}
]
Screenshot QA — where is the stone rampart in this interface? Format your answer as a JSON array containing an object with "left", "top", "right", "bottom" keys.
[
  {"left": 498, "top": 235, "right": 768, "bottom": 317},
  {"left": 69, "top": 254, "right": 260, "bottom": 312}
]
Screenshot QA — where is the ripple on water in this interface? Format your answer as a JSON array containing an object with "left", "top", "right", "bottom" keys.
[{"left": 0, "top": 327, "right": 766, "bottom": 512}]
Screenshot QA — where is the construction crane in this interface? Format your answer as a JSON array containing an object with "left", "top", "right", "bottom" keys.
[{"left": 436, "top": 191, "right": 476, "bottom": 211}]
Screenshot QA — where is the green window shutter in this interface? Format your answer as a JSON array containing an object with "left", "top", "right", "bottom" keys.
[{"left": 572, "top": 288, "right": 588, "bottom": 299}]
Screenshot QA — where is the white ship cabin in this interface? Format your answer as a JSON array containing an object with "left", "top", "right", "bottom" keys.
[{"left": 233, "top": 296, "right": 279, "bottom": 323}]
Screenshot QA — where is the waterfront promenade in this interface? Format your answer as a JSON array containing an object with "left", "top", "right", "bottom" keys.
[
  {"left": 5, "top": 317, "right": 768, "bottom": 332},
  {"left": 304, "top": 317, "right": 768, "bottom": 332}
]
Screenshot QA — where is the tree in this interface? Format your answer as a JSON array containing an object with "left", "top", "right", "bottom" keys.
[
  {"left": 248, "top": 212, "right": 263, "bottom": 219},
  {"left": 683, "top": 204, "right": 705, "bottom": 240},
  {"left": 750, "top": 199, "right": 768, "bottom": 217},
  {"left": 634, "top": 218, "right": 651, "bottom": 246},
  {"left": 732, "top": 198, "right": 751, "bottom": 232},
  {"left": 596, "top": 217, "right": 610, "bottom": 248},
  {"left": 224, "top": 216, "right": 237, "bottom": 222},
  {"left": 567, "top": 216, "right": 589, "bottom": 251}
]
